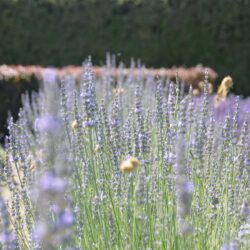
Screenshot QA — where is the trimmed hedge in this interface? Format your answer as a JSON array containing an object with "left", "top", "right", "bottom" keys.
[
  {"left": 0, "top": 0, "right": 249, "bottom": 95},
  {"left": 0, "top": 76, "right": 39, "bottom": 144}
]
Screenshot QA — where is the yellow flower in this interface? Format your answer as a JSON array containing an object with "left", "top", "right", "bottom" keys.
[
  {"left": 214, "top": 76, "right": 233, "bottom": 107},
  {"left": 217, "top": 76, "right": 233, "bottom": 97},
  {"left": 71, "top": 120, "right": 78, "bottom": 130},
  {"left": 120, "top": 157, "right": 140, "bottom": 174},
  {"left": 222, "top": 76, "right": 233, "bottom": 88}
]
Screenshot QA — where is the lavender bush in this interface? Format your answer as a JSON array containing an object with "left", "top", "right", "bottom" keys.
[{"left": 0, "top": 57, "right": 250, "bottom": 249}]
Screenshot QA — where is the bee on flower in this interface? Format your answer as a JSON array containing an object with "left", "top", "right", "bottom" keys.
[{"left": 120, "top": 157, "right": 140, "bottom": 174}]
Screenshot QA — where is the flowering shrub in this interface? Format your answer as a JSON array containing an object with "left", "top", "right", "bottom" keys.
[
  {"left": 0, "top": 57, "right": 250, "bottom": 249},
  {"left": 0, "top": 63, "right": 217, "bottom": 142}
]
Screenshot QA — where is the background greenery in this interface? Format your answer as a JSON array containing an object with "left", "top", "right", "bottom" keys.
[{"left": 0, "top": 0, "right": 249, "bottom": 95}]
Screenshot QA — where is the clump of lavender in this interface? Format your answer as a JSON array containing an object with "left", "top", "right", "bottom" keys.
[
  {"left": 174, "top": 137, "right": 194, "bottom": 235},
  {"left": 81, "top": 57, "right": 98, "bottom": 128},
  {"left": 0, "top": 195, "right": 17, "bottom": 249},
  {"left": 0, "top": 56, "right": 250, "bottom": 249},
  {"left": 32, "top": 69, "right": 75, "bottom": 249}
]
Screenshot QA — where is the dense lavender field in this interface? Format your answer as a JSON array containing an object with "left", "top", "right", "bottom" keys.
[{"left": 0, "top": 58, "right": 250, "bottom": 250}]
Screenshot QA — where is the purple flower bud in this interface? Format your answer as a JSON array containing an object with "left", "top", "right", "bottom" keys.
[
  {"left": 164, "top": 152, "right": 176, "bottom": 165},
  {"left": 82, "top": 120, "right": 97, "bottom": 128},
  {"left": 57, "top": 208, "right": 75, "bottom": 228},
  {"left": 0, "top": 232, "right": 15, "bottom": 243},
  {"left": 39, "top": 171, "right": 66, "bottom": 193},
  {"left": 244, "top": 159, "right": 250, "bottom": 167},
  {"left": 221, "top": 242, "right": 239, "bottom": 250},
  {"left": 0, "top": 232, "right": 16, "bottom": 249},
  {"left": 35, "top": 114, "right": 62, "bottom": 133}
]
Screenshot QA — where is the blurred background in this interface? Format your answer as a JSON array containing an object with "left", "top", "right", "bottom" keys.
[{"left": 0, "top": 0, "right": 249, "bottom": 95}]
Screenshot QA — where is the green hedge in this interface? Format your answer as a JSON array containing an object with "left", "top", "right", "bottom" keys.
[
  {"left": 0, "top": 0, "right": 249, "bottom": 95},
  {"left": 0, "top": 76, "right": 40, "bottom": 143}
]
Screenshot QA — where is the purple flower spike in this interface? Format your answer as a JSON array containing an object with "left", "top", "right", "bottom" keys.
[{"left": 82, "top": 120, "right": 97, "bottom": 128}]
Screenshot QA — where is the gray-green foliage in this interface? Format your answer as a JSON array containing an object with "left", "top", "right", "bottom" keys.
[{"left": 0, "top": 58, "right": 250, "bottom": 249}]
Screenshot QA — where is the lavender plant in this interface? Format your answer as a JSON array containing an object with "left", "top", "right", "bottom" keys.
[{"left": 0, "top": 57, "right": 250, "bottom": 249}]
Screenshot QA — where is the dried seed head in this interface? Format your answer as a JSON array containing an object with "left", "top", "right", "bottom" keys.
[
  {"left": 30, "top": 160, "right": 37, "bottom": 170},
  {"left": 112, "top": 88, "right": 126, "bottom": 96},
  {"left": 222, "top": 76, "right": 233, "bottom": 88},
  {"left": 192, "top": 89, "right": 200, "bottom": 96},
  {"left": 120, "top": 157, "right": 140, "bottom": 174},
  {"left": 208, "top": 83, "right": 214, "bottom": 94},
  {"left": 214, "top": 76, "right": 233, "bottom": 107},
  {"left": 129, "top": 157, "right": 140, "bottom": 167},
  {"left": 71, "top": 120, "right": 78, "bottom": 130},
  {"left": 198, "top": 81, "right": 213, "bottom": 94}
]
